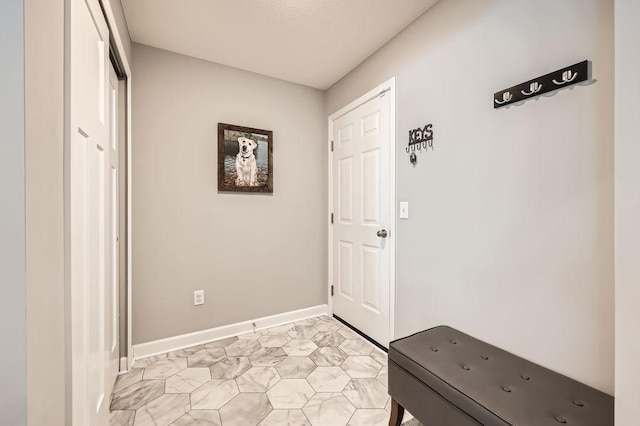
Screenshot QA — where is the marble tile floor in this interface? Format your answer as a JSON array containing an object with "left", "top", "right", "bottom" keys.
[{"left": 110, "top": 315, "right": 420, "bottom": 426}]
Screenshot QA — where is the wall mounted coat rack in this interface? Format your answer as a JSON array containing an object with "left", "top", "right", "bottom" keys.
[{"left": 493, "top": 60, "right": 589, "bottom": 109}]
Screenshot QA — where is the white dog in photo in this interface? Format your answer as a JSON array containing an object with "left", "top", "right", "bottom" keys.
[{"left": 235, "top": 137, "right": 258, "bottom": 186}]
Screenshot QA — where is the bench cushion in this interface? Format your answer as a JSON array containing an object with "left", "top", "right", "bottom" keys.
[{"left": 389, "top": 326, "right": 613, "bottom": 426}]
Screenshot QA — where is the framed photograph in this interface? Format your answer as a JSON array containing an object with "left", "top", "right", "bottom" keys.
[{"left": 218, "top": 123, "right": 273, "bottom": 193}]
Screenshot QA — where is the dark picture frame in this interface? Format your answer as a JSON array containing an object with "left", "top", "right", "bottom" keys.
[{"left": 217, "top": 123, "right": 273, "bottom": 193}]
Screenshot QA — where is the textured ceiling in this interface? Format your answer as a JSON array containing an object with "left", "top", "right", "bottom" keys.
[{"left": 122, "top": 0, "right": 439, "bottom": 89}]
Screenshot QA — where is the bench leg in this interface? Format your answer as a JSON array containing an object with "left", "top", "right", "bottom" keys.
[{"left": 389, "top": 398, "right": 405, "bottom": 426}]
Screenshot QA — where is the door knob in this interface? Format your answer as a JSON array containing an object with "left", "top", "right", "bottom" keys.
[{"left": 377, "top": 229, "right": 388, "bottom": 238}]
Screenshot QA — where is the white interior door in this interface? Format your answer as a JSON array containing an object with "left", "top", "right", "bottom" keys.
[
  {"left": 331, "top": 91, "right": 392, "bottom": 347},
  {"left": 69, "top": 0, "right": 115, "bottom": 424}
]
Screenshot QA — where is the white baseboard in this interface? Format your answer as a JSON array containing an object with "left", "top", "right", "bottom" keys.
[
  {"left": 132, "top": 304, "right": 331, "bottom": 362},
  {"left": 119, "top": 357, "right": 128, "bottom": 373}
]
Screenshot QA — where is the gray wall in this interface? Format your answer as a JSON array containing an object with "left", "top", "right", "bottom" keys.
[
  {"left": 132, "top": 44, "right": 327, "bottom": 344},
  {"left": 326, "top": 0, "right": 614, "bottom": 394},
  {"left": 25, "top": 0, "right": 67, "bottom": 424},
  {"left": 0, "top": 0, "right": 26, "bottom": 424},
  {"left": 615, "top": 0, "right": 640, "bottom": 423}
]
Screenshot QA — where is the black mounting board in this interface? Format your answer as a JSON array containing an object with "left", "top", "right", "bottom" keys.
[{"left": 493, "top": 60, "right": 589, "bottom": 109}]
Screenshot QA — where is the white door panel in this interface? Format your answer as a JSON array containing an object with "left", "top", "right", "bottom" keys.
[
  {"left": 70, "top": 0, "right": 117, "bottom": 423},
  {"left": 332, "top": 93, "right": 391, "bottom": 347}
]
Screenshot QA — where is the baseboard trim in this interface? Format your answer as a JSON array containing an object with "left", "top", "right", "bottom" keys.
[{"left": 132, "top": 304, "right": 331, "bottom": 362}]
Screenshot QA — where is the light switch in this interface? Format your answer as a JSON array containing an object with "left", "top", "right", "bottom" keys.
[{"left": 400, "top": 202, "right": 409, "bottom": 219}]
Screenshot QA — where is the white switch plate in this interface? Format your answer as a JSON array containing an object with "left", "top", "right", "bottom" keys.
[
  {"left": 400, "top": 201, "right": 409, "bottom": 219},
  {"left": 194, "top": 290, "right": 204, "bottom": 306}
]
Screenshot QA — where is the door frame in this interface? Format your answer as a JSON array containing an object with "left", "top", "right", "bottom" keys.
[
  {"left": 327, "top": 77, "right": 397, "bottom": 344},
  {"left": 98, "top": 2, "right": 134, "bottom": 371}
]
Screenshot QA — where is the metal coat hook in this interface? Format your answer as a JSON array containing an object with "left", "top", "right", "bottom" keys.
[
  {"left": 494, "top": 91, "right": 513, "bottom": 105},
  {"left": 552, "top": 70, "right": 578, "bottom": 86},
  {"left": 521, "top": 82, "right": 542, "bottom": 96}
]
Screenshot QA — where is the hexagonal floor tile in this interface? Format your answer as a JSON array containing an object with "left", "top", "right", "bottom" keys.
[
  {"left": 132, "top": 354, "right": 167, "bottom": 368},
  {"left": 314, "top": 320, "right": 342, "bottom": 333},
  {"left": 109, "top": 409, "right": 134, "bottom": 426},
  {"left": 348, "top": 408, "right": 389, "bottom": 426},
  {"left": 376, "top": 364, "right": 388, "bottom": 386},
  {"left": 258, "top": 333, "right": 292, "bottom": 348},
  {"left": 306, "top": 367, "right": 351, "bottom": 392},
  {"left": 339, "top": 339, "right": 374, "bottom": 356},
  {"left": 266, "top": 379, "right": 315, "bottom": 409},
  {"left": 343, "top": 378, "right": 389, "bottom": 408},
  {"left": 110, "top": 379, "right": 165, "bottom": 410},
  {"left": 219, "top": 393, "right": 273, "bottom": 426},
  {"left": 283, "top": 339, "right": 317, "bottom": 356},
  {"left": 259, "top": 409, "right": 310, "bottom": 426},
  {"left": 225, "top": 339, "right": 261, "bottom": 357},
  {"left": 294, "top": 318, "right": 318, "bottom": 326},
  {"left": 191, "top": 379, "right": 239, "bottom": 409},
  {"left": 113, "top": 368, "right": 143, "bottom": 393},
  {"left": 143, "top": 357, "right": 187, "bottom": 379},
  {"left": 165, "top": 367, "right": 211, "bottom": 393},
  {"left": 303, "top": 393, "right": 355, "bottom": 426},
  {"left": 209, "top": 357, "right": 251, "bottom": 379},
  {"left": 205, "top": 336, "right": 239, "bottom": 349},
  {"left": 370, "top": 349, "right": 387, "bottom": 366},
  {"left": 287, "top": 325, "right": 319, "bottom": 339},
  {"left": 250, "top": 347, "right": 288, "bottom": 367},
  {"left": 265, "top": 324, "right": 294, "bottom": 334},
  {"left": 309, "top": 347, "right": 349, "bottom": 367},
  {"left": 167, "top": 344, "right": 205, "bottom": 359},
  {"left": 341, "top": 356, "right": 382, "bottom": 378},
  {"left": 172, "top": 409, "right": 222, "bottom": 426},
  {"left": 312, "top": 331, "right": 346, "bottom": 348},
  {"left": 134, "top": 393, "right": 190, "bottom": 426},
  {"left": 236, "top": 366, "right": 281, "bottom": 392},
  {"left": 337, "top": 327, "right": 361, "bottom": 340},
  {"left": 187, "top": 348, "right": 227, "bottom": 368},
  {"left": 275, "top": 356, "right": 316, "bottom": 379}
]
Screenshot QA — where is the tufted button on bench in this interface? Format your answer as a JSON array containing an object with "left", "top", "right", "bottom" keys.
[{"left": 387, "top": 326, "right": 613, "bottom": 426}]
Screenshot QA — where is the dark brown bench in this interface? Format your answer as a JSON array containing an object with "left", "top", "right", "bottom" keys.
[{"left": 388, "top": 326, "right": 614, "bottom": 426}]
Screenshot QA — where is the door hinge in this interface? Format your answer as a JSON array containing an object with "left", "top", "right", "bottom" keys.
[
  {"left": 330, "top": 213, "right": 334, "bottom": 224},
  {"left": 330, "top": 140, "right": 334, "bottom": 152},
  {"left": 331, "top": 285, "right": 334, "bottom": 297}
]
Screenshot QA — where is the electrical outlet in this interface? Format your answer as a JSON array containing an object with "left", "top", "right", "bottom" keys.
[{"left": 194, "top": 290, "right": 204, "bottom": 306}]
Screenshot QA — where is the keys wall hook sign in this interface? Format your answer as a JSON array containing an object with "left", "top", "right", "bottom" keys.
[
  {"left": 406, "top": 124, "right": 434, "bottom": 165},
  {"left": 493, "top": 60, "right": 589, "bottom": 109}
]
